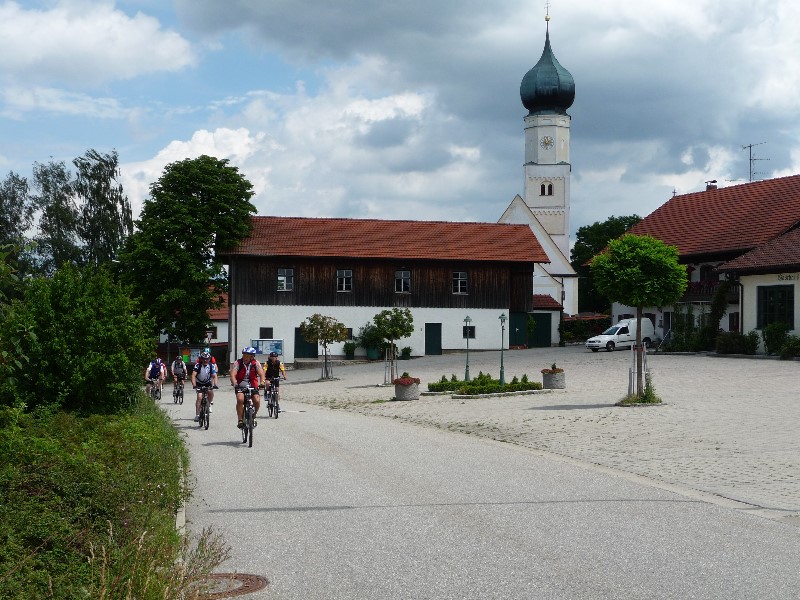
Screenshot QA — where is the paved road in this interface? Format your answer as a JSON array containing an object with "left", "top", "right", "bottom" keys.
[{"left": 164, "top": 349, "right": 800, "bottom": 599}]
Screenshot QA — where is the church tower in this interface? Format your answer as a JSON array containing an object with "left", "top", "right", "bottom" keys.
[{"left": 519, "top": 14, "right": 575, "bottom": 259}]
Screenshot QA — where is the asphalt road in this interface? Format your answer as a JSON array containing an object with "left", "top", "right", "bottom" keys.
[{"left": 167, "top": 383, "right": 800, "bottom": 600}]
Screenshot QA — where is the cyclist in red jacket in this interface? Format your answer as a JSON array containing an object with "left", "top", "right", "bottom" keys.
[{"left": 230, "top": 346, "right": 265, "bottom": 429}]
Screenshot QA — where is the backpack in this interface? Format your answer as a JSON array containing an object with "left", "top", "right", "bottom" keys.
[
  {"left": 148, "top": 360, "right": 162, "bottom": 378},
  {"left": 173, "top": 360, "right": 186, "bottom": 376}
]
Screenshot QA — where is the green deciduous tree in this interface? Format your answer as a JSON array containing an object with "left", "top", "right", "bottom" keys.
[
  {"left": 74, "top": 149, "right": 133, "bottom": 269},
  {"left": 299, "top": 314, "right": 349, "bottom": 379},
  {"left": 30, "top": 159, "right": 81, "bottom": 275},
  {"left": 373, "top": 308, "right": 414, "bottom": 381},
  {"left": 118, "top": 155, "right": 256, "bottom": 343},
  {"left": 571, "top": 215, "right": 642, "bottom": 313},
  {"left": 0, "top": 173, "right": 35, "bottom": 292},
  {"left": 591, "top": 234, "right": 687, "bottom": 397},
  {"left": 0, "top": 265, "right": 154, "bottom": 412}
]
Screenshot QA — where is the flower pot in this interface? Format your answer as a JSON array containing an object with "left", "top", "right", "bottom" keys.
[
  {"left": 394, "top": 382, "right": 420, "bottom": 400},
  {"left": 542, "top": 372, "right": 566, "bottom": 389}
]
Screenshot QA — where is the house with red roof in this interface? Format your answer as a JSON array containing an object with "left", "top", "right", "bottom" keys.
[
  {"left": 611, "top": 175, "right": 800, "bottom": 343},
  {"left": 717, "top": 227, "right": 800, "bottom": 340},
  {"left": 219, "top": 216, "right": 551, "bottom": 363}
]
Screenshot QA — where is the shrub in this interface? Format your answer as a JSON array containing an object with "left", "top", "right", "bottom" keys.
[
  {"left": 715, "top": 331, "right": 748, "bottom": 354},
  {"left": 0, "top": 265, "right": 154, "bottom": 413},
  {"left": 427, "top": 372, "right": 542, "bottom": 394},
  {"left": 779, "top": 334, "right": 800, "bottom": 359},
  {"left": 762, "top": 322, "right": 791, "bottom": 355},
  {"left": 0, "top": 399, "right": 220, "bottom": 599},
  {"left": 743, "top": 330, "right": 760, "bottom": 355}
]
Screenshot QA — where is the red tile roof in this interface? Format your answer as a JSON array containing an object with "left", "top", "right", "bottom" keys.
[
  {"left": 208, "top": 292, "right": 228, "bottom": 321},
  {"left": 628, "top": 174, "right": 800, "bottom": 258},
  {"left": 718, "top": 227, "right": 800, "bottom": 273},
  {"left": 532, "top": 294, "right": 563, "bottom": 310},
  {"left": 222, "top": 216, "right": 549, "bottom": 263}
]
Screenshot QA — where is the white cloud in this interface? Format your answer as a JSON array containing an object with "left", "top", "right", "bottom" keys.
[
  {"left": 1, "top": 86, "right": 126, "bottom": 119},
  {"left": 0, "top": 0, "right": 195, "bottom": 85}
]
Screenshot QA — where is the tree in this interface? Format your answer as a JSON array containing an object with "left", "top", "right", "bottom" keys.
[
  {"left": 299, "top": 314, "right": 349, "bottom": 379},
  {"left": 30, "top": 159, "right": 81, "bottom": 275},
  {"left": 591, "top": 234, "right": 687, "bottom": 397},
  {"left": 571, "top": 215, "right": 642, "bottom": 313},
  {"left": 373, "top": 308, "right": 414, "bottom": 381},
  {"left": 73, "top": 149, "right": 133, "bottom": 268},
  {"left": 0, "top": 173, "right": 35, "bottom": 289},
  {"left": 118, "top": 155, "right": 256, "bottom": 343},
  {"left": 0, "top": 265, "right": 154, "bottom": 412}
]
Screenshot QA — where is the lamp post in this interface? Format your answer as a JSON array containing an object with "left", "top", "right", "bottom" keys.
[
  {"left": 499, "top": 313, "right": 506, "bottom": 386},
  {"left": 464, "top": 315, "right": 472, "bottom": 382}
]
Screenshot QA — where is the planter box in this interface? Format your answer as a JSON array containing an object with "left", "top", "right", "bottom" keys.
[
  {"left": 394, "top": 382, "right": 420, "bottom": 400},
  {"left": 542, "top": 372, "right": 566, "bottom": 389}
]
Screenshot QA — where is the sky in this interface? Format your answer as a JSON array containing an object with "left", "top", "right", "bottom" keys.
[{"left": 2, "top": 0, "right": 800, "bottom": 247}]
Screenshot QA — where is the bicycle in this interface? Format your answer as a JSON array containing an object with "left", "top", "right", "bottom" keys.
[
  {"left": 196, "top": 383, "right": 215, "bottom": 430},
  {"left": 148, "top": 377, "right": 161, "bottom": 401},
  {"left": 266, "top": 377, "right": 281, "bottom": 419},
  {"left": 173, "top": 379, "right": 185, "bottom": 405},
  {"left": 238, "top": 386, "right": 256, "bottom": 447}
]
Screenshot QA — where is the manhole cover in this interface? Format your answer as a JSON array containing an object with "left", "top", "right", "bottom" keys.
[{"left": 191, "top": 573, "right": 269, "bottom": 598}]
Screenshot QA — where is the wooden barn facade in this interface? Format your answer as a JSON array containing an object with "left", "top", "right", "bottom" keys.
[{"left": 220, "top": 216, "right": 551, "bottom": 363}]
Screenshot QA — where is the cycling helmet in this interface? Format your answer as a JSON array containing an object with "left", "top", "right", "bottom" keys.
[
  {"left": 269, "top": 351, "right": 278, "bottom": 358},
  {"left": 199, "top": 351, "right": 211, "bottom": 360},
  {"left": 242, "top": 346, "right": 257, "bottom": 355}
]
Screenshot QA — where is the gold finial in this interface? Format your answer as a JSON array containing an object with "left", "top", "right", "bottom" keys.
[{"left": 545, "top": 0, "right": 551, "bottom": 21}]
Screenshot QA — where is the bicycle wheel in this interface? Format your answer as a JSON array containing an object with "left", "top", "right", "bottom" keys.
[
  {"left": 241, "top": 416, "right": 248, "bottom": 444},
  {"left": 267, "top": 395, "right": 274, "bottom": 418},
  {"left": 273, "top": 391, "right": 279, "bottom": 419},
  {"left": 178, "top": 385, "right": 184, "bottom": 405},
  {"left": 156, "top": 386, "right": 161, "bottom": 401},
  {"left": 247, "top": 408, "right": 254, "bottom": 448},
  {"left": 173, "top": 385, "right": 179, "bottom": 404},
  {"left": 203, "top": 394, "right": 210, "bottom": 430}
]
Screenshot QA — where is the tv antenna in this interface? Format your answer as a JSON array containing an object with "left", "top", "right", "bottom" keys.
[{"left": 741, "top": 142, "right": 769, "bottom": 182}]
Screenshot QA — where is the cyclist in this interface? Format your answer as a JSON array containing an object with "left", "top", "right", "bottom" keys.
[
  {"left": 144, "top": 357, "right": 166, "bottom": 396},
  {"left": 191, "top": 352, "right": 219, "bottom": 422},
  {"left": 230, "top": 346, "right": 265, "bottom": 429},
  {"left": 263, "top": 351, "right": 287, "bottom": 409},
  {"left": 171, "top": 356, "right": 188, "bottom": 390}
]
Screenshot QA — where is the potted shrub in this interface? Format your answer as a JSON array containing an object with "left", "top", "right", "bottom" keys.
[
  {"left": 393, "top": 372, "right": 421, "bottom": 400},
  {"left": 343, "top": 340, "right": 357, "bottom": 359},
  {"left": 358, "top": 322, "right": 384, "bottom": 360},
  {"left": 541, "top": 363, "right": 565, "bottom": 389},
  {"left": 400, "top": 346, "right": 412, "bottom": 360}
]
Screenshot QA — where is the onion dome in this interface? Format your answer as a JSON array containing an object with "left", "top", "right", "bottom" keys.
[{"left": 520, "top": 28, "right": 575, "bottom": 115}]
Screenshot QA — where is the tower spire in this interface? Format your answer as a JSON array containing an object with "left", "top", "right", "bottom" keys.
[{"left": 545, "top": 1, "right": 551, "bottom": 31}]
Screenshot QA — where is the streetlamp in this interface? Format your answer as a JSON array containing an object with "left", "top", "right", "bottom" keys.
[
  {"left": 499, "top": 313, "right": 507, "bottom": 386},
  {"left": 463, "top": 315, "right": 472, "bottom": 382}
]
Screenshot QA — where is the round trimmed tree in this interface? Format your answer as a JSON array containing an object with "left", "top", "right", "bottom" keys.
[{"left": 591, "top": 234, "right": 687, "bottom": 397}]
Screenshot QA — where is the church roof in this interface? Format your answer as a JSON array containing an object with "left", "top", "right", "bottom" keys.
[
  {"left": 718, "top": 226, "right": 800, "bottom": 273},
  {"left": 520, "top": 28, "right": 575, "bottom": 115},
  {"left": 222, "top": 216, "right": 550, "bottom": 264},
  {"left": 628, "top": 174, "right": 800, "bottom": 259}
]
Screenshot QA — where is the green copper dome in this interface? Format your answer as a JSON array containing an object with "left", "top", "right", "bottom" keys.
[{"left": 520, "top": 30, "right": 575, "bottom": 115}]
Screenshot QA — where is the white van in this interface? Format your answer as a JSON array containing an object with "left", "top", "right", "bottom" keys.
[{"left": 585, "top": 318, "right": 656, "bottom": 352}]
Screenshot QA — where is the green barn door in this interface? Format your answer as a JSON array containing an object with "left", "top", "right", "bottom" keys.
[
  {"left": 294, "top": 328, "right": 319, "bottom": 358},
  {"left": 528, "top": 313, "right": 552, "bottom": 347},
  {"left": 424, "top": 323, "right": 442, "bottom": 355}
]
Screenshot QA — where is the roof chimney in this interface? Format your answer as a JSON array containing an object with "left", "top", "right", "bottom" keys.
[{"left": 705, "top": 179, "right": 718, "bottom": 191}]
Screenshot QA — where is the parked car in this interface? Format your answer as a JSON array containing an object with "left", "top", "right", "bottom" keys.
[{"left": 585, "top": 318, "right": 655, "bottom": 352}]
